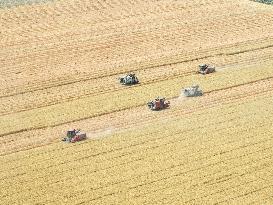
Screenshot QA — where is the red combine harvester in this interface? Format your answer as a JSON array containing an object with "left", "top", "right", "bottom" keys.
[
  {"left": 62, "top": 129, "right": 86, "bottom": 143},
  {"left": 198, "top": 64, "right": 216, "bottom": 75},
  {"left": 147, "top": 97, "right": 170, "bottom": 111}
]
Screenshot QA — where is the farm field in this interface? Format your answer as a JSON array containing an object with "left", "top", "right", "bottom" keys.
[{"left": 0, "top": 0, "right": 273, "bottom": 204}]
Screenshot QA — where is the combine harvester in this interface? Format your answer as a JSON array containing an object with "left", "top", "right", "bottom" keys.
[
  {"left": 62, "top": 129, "right": 87, "bottom": 143},
  {"left": 198, "top": 64, "right": 215, "bottom": 75},
  {"left": 183, "top": 85, "right": 203, "bottom": 97},
  {"left": 119, "top": 73, "right": 139, "bottom": 85},
  {"left": 147, "top": 97, "right": 170, "bottom": 111}
]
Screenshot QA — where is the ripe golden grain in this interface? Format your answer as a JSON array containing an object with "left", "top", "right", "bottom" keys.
[{"left": 0, "top": 0, "right": 273, "bottom": 204}]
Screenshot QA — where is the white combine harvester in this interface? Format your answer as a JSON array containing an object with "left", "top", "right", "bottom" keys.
[
  {"left": 183, "top": 85, "right": 203, "bottom": 97},
  {"left": 119, "top": 73, "right": 139, "bottom": 85}
]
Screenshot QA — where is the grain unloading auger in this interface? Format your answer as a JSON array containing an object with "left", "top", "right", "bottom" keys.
[
  {"left": 147, "top": 97, "right": 170, "bottom": 111},
  {"left": 183, "top": 85, "right": 203, "bottom": 97},
  {"left": 198, "top": 64, "right": 216, "bottom": 75},
  {"left": 119, "top": 73, "right": 139, "bottom": 85},
  {"left": 62, "top": 129, "right": 86, "bottom": 143}
]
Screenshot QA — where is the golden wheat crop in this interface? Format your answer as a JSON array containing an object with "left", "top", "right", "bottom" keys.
[
  {"left": 0, "top": 62, "right": 272, "bottom": 137},
  {"left": 0, "top": 93, "right": 272, "bottom": 204},
  {"left": 0, "top": 0, "right": 273, "bottom": 204}
]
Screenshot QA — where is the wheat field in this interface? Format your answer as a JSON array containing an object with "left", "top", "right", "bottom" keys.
[{"left": 0, "top": 0, "right": 273, "bottom": 204}]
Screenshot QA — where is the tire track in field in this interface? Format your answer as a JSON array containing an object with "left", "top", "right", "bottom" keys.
[
  {"left": 0, "top": 110, "right": 241, "bottom": 160},
  {"left": 3, "top": 73, "right": 272, "bottom": 134},
  {"left": 0, "top": 83, "right": 272, "bottom": 178},
  {"left": 2, "top": 33, "right": 273, "bottom": 98},
  {"left": 1, "top": 124, "right": 272, "bottom": 199},
  {"left": 213, "top": 184, "right": 273, "bottom": 205},
  {"left": 1, "top": 1, "right": 272, "bottom": 203},
  {"left": 0, "top": 42, "right": 273, "bottom": 115},
  {"left": 0, "top": 2, "right": 254, "bottom": 49},
  {"left": 247, "top": 195, "right": 273, "bottom": 205},
  {"left": 63, "top": 149, "right": 273, "bottom": 204},
  {"left": 0, "top": 110, "right": 254, "bottom": 173},
  {"left": 1, "top": 45, "right": 273, "bottom": 116},
  {"left": 1, "top": 96, "right": 270, "bottom": 178},
  {"left": 0, "top": 113, "right": 261, "bottom": 175},
  {"left": 120, "top": 155, "right": 273, "bottom": 205},
  {"left": 155, "top": 164, "right": 273, "bottom": 205},
  {"left": 2, "top": 25, "right": 272, "bottom": 92},
  {"left": 1, "top": 14, "right": 270, "bottom": 78},
  {"left": 53, "top": 139, "right": 273, "bottom": 197},
  {"left": 0, "top": 76, "right": 272, "bottom": 156},
  {"left": 4, "top": 142, "right": 270, "bottom": 201},
  {"left": 2, "top": 11, "right": 272, "bottom": 97},
  {"left": 0, "top": 1, "right": 270, "bottom": 145},
  {"left": 0, "top": 81, "right": 270, "bottom": 165},
  {"left": 1, "top": 44, "right": 273, "bottom": 117},
  {"left": 0, "top": 74, "right": 272, "bottom": 139},
  {"left": 1, "top": 1, "right": 270, "bottom": 60},
  {"left": 2, "top": 11, "right": 270, "bottom": 64},
  {"left": 1, "top": 98, "right": 270, "bottom": 202},
  {"left": 0, "top": 5, "right": 258, "bottom": 53},
  {"left": 0, "top": 70, "right": 195, "bottom": 116},
  {"left": 0, "top": 0, "right": 234, "bottom": 47}
]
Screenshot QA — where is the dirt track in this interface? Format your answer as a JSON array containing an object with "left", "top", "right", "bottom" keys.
[{"left": 0, "top": 0, "right": 273, "bottom": 204}]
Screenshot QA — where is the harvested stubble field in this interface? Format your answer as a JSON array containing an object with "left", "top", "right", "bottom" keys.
[{"left": 1, "top": 0, "right": 273, "bottom": 204}]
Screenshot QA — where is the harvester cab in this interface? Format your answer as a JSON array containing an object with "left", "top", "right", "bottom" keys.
[
  {"left": 147, "top": 97, "right": 170, "bottom": 111},
  {"left": 67, "top": 129, "right": 77, "bottom": 138},
  {"left": 183, "top": 85, "right": 203, "bottom": 97},
  {"left": 198, "top": 64, "right": 215, "bottom": 75},
  {"left": 199, "top": 64, "right": 208, "bottom": 71},
  {"left": 119, "top": 73, "right": 139, "bottom": 85}
]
